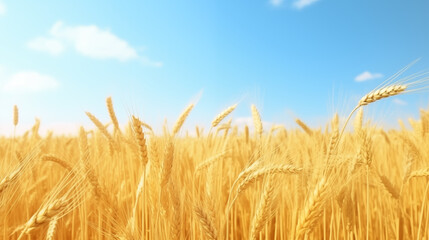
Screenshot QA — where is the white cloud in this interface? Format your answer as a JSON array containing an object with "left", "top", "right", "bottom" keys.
[
  {"left": 28, "top": 21, "right": 162, "bottom": 66},
  {"left": 293, "top": 0, "right": 320, "bottom": 9},
  {"left": 141, "top": 56, "right": 163, "bottom": 68},
  {"left": 270, "top": 0, "right": 283, "bottom": 6},
  {"left": 393, "top": 98, "right": 407, "bottom": 106},
  {"left": 3, "top": 71, "right": 59, "bottom": 93},
  {"left": 354, "top": 71, "right": 383, "bottom": 82},
  {"left": 0, "top": 1, "right": 5, "bottom": 15},
  {"left": 50, "top": 22, "right": 138, "bottom": 61},
  {"left": 27, "top": 37, "right": 64, "bottom": 55}
]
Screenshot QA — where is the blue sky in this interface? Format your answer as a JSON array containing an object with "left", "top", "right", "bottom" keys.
[{"left": 0, "top": 0, "right": 428, "bottom": 135}]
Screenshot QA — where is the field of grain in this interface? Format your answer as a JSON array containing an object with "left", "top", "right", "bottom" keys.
[{"left": 1, "top": 87, "right": 429, "bottom": 239}]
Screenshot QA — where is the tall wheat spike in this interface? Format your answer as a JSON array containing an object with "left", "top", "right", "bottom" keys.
[
  {"left": 296, "top": 177, "right": 330, "bottom": 239},
  {"left": 212, "top": 104, "right": 237, "bottom": 128},
  {"left": 194, "top": 204, "right": 218, "bottom": 240},
  {"left": 85, "top": 112, "right": 116, "bottom": 148},
  {"left": 172, "top": 104, "right": 194, "bottom": 136},
  {"left": 251, "top": 104, "right": 263, "bottom": 137},
  {"left": 249, "top": 175, "right": 277, "bottom": 240},
  {"left": 106, "top": 96, "right": 121, "bottom": 134},
  {"left": 132, "top": 116, "right": 149, "bottom": 167},
  {"left": 13, "top": 105, "right": 18, "bottom": 127}
]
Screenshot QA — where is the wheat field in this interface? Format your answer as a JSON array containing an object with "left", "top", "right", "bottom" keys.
[{"left": 1, "top": 87, "right": 429, "bottom": 239}]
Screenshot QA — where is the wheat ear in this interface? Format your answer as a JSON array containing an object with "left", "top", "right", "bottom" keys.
[
  {"left": 194, "top": 204, "right": 218, "bottom": 240},
  {"left": 409, "top": 168, "right": 429, "bottom": 178},
  {"left": 140, "top": 121, "right": 154, "bottom": 134},
  {"left": 358, "top": 84, "right": 407, "bottom": 106},
  {"left": 46, "top": 218, "right": 58, "bottom": 240},
  {"left": 340, "top": 84, "right": 407, "bottom": 142},
  {"left": 106, "top": 96, "right": 121, "bottom": 133},
  {"left": 295, "top": 118, "right": 313, "bottom": 136},
  {"left": 296, "top": 177, "right": 330, "bottom": 239},
  {"left": 79, "top": 127, "right": 103, "bottom": 200},
  {"left": 249, "top": 175, "right": 276, "bottom": 240},
  {"left": 251, "top": 104, "right": 263, "bottom": 137},
  {"left": 379, "top": 175, "right": 400, "bottom": 199},
  {"left": 42, "top": 155, "right": 74, "bottom": 173},
  {"left": 132, "top": 116, "right": 149, "bottom": 167},
  {"left": 172, "top": 104, "right": 194, "bottom": 136},
  {"left": 160, "top": 137, "right": 174, "bottom": 212},
  {"left": 194, "top": 152, "right": 226, "bottom": 174},
  {"left": 17, "top": 197, "right": 71, "bottom": 239},
  {"left": 85, "top": 112, "right": 116, "bottom": 149},
  {"left": 161, "top": 137, "right": 174, "bottom": 188},
  {"left": 230, "top": 165, "right": 302, "bottom": 209},
  {"left": 212, "top": 104, "right": 237, "bottom": 128},
  {"left": 0, "top": 167, "right": 22, "bottom": 196},
  {"left": 13, "top": 105, "right": 18, "bottom": 127}
]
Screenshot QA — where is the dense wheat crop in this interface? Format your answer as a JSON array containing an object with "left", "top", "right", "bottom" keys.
[{"left": 1, "top": 93, "right": 429, "bottom": 240}]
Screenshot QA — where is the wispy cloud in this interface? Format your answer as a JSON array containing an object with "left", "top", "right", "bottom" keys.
[
  {"left": 354, "top": 71, "right": 383, "bottom": 82},
  {"left": 28, "top": 21, "right": 162, "bottom": 67},
  {"left": 3, "top": 71, "right": 59, "bottom": 93},
  {"left": 27, "top": 37, "right": 64, "bottom": 55},
  {"left": 270, "top": 0, "right": 283, "bottom": 7},
  {"left": 50, "top": 22, "right": 138, "bottom": 61},
  {"left": 393, "top": 98, "right": 407, "bottom": 106},
  {"left": 293, "top": 0, "right": 320, "bottom": 9},
  {"left": 0, "top": 1, "right": 6, "bottom": 15}
]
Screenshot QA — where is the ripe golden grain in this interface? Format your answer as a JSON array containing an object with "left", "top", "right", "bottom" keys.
[
  {"left": 106, "top": 97, "right": 120, "bottom": 133},
  {"left": 251, "top": 104, "right": 263, "bottom": 137},
  {"left": 13, "top": 105, "right": 18, "bottom": 127},
  {"left": 358, "top": 84, "right": 407, "bottom": 107},
  {"left": 2, "top": 88, "right": 429, "bottom": 240},
  {"left": 212, "top": 104, "right": 237, "bottom": 128},
  {"left": 172, "top": 104, "right": 194, "bottom": 136},
  {"left": 295, "top": 118, "right": 313, "bottom": 136},
  {"left": 132, "top": 116, "right": 149, "bottom": 167}
]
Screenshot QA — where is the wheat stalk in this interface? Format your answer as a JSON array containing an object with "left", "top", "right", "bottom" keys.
[
  {"left": 340, "top": 84, "right": 408, "bottom": 143},
  {"left": 354, "top": 108, "right": 363, "bottom": 132}
]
